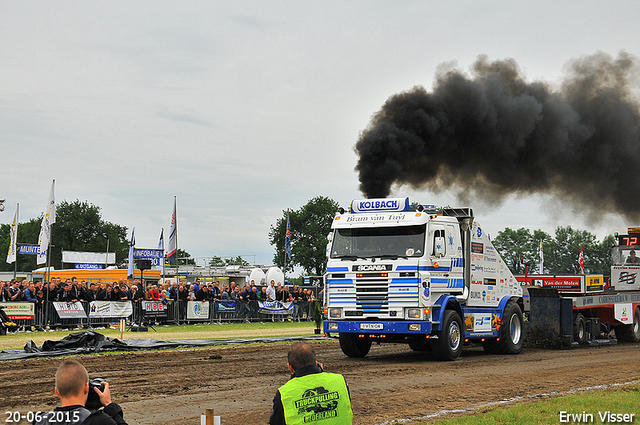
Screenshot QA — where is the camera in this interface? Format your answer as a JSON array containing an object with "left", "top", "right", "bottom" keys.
[{"left": 86, "top": 378, "right": 106, "bottom": 410}]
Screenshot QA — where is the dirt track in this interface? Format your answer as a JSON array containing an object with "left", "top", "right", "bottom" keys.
[{"left": 1, "top": 340, "right": 639, "bottom": 425}]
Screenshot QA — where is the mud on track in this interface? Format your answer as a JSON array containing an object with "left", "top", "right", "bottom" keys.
[{"left": 1, "top": 340, "right": 639, "bottom": 424}]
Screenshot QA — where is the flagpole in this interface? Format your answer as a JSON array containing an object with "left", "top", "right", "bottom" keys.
[
  {"left": 284, "top": 209, "right": 288, "bottom": 280},
  {"left": 13, "top": 203, "right": 19, "bottom": 280}
]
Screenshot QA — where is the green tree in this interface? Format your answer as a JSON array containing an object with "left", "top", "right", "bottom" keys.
[
  {"left": 176, "top": 248, "right": 195, "bottom": 265},
  {"left": 492, "top": 228, "right": 551, "bottom": 274},
  {"left": 0, "top": 200, "right": 128, "bottom": 271},
  {"left": 493, "top": 225, "right": 614, "bottom": 276},
  {"left": 545, "top": 226, "right": 613, "bottom": 275},
  {"left": 225, "top": 255, "right": 249, "bottom": 266},
  {"left": 53, "top": 200, "right": 128, "bottom": 269},
  {"left": 0, "top": 217, "right": 42, "bottom": 272},
  {"left": 269, "top": 196, "right": 339, "bottom": 276},
  {"left": 209, "top": 256, "right": 226, "bottom": 267}
]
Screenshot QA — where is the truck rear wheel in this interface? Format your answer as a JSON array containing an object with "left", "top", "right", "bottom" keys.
[
  {"left": 339, "top": 333, "right": 372, "bottom": 357},
  {"left": 432, "top": 310, "right": 463, "bottom": 361},
  {"left": 573, "top": 313, "right": 587, "bottom": 344},
  {"left": 499, "top": 300, "right": 524, "bottom": 354},
  {"left": 617, "top": 307, "right": 640, "bottom": 343}
]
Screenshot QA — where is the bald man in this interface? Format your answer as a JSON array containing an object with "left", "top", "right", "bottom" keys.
[{"left": 34, "top": 359, "right": 127, "bottom": 425}]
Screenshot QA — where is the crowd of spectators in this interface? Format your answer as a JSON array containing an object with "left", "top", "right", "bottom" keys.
[{"left": 0, "top": 276, "right": 321, "bottom": 328}]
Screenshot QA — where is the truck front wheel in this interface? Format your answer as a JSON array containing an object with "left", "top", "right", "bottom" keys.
[
  {"left": 432, "top": 310, "right": 463, "bottom": 361},
  {"left": 339, "top": 333, "right": 372, "bottom": 357}
]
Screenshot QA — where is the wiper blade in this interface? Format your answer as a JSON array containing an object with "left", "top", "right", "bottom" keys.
[{"left": 335, "top": 255, "right": 359, "bottom": 260}]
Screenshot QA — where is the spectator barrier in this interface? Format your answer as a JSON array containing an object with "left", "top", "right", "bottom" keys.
[{"left": 0, "top": 299, "right": 321, "bottom": 331}]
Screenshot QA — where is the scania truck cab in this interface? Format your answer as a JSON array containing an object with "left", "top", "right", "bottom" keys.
[{"left": 323, "top": 198, "right": 524, "bottom": 360}]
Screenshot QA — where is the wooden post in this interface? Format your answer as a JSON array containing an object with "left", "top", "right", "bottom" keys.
[
  {"left": 201, "top": 408, "right": 220, "bottom": 425},
  {"left": 205, "top": 409, "right": 214, "bottom": 425}
]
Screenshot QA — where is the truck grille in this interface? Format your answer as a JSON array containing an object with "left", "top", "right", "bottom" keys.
[{"left": 354, "top": 278, "right": 389, "bottom": 313}]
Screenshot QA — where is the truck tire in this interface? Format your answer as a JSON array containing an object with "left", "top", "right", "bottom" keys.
[
  {"left": 573, "top": 313, "right": 587, "bottom": 344},
  {"left": 617, "top": 307, "right": 640, "bottom": 343},
  {"left": 432, "top": 310, "right": 463, "bottom": 361},
  {"left": 497, "top": 300, "right": 524, "bottom": 354},
  {"left": 339, "top": 333, "right": 372, "bottom": 357}
]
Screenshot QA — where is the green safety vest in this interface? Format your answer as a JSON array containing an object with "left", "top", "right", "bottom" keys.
[{"left": 280, "top": 372, "right": 353, "bottom": 425}]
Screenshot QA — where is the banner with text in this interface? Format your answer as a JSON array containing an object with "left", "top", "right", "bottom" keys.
[
  {"left": 215, "top": 301, "right": 237, "bottom": 313},
  {"left": 53, "top": 302, "right": 87, "bottom": 319},
  {"left": 0, "top": 302, "right": 35, "bottom": 320},
  {"left": 187, "top": 301, "right": 210, "bottom": 320},
  {"left": 258, "top": 301, "right": 293, "bottom": 315},
  {"left": 141, "top": 300, "right": 167, "bottom": 317},
  {"left": 89, "top": 301, "right": 133, "bottom": 318}
]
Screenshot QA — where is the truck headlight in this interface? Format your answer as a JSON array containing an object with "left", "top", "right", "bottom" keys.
[
  {"left": 406, "top": 308, "right": 421, "bottom": 319},
  {"left": 328, "top": 322, "right": 339, "bottom": 331},
  {"left": 409, "top": 323, "right": 421, "bottom": 331},
  {"left": 329, "top": 308, "right": 342, "bottom": 318}
]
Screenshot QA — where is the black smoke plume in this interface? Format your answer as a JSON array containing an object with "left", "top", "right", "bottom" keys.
[{"left": 355, "top": 52, "right": 640, "bottom": 221}]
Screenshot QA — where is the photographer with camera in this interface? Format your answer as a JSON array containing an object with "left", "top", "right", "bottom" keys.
[{"left": 34, "top": 359, "right": 127, "bottom": 425}]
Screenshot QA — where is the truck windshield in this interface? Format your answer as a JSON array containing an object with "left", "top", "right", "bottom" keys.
[
  {"left": 612, "top": 246, "right": 640, "bottom": 266},
  {"left": 330, "top": 224, "right": 426, "bottom": 258}
]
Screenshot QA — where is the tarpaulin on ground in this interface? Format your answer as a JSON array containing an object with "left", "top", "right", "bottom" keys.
[{"left": 0, "top": 330, "right": 325, "bottom": 361}]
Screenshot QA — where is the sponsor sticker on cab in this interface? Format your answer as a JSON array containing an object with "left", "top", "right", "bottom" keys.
[{"left": 360, "top": 323, "right": 384, "bottom": 330}]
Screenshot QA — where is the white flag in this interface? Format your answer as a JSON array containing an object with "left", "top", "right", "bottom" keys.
[
  {"left": 127, "top": 228, "right": 136, "bottom": 278},
  {"left": 538, "top": 241, "right": 544, "bottom": 273},
  {"left": 167, "top": 197, "right": 177, "bottom": 264},
  {"left": 37, "top": 180, "right": 56, "bottom": 265},
  {"left": 158, "top": 228, "right": 164, "bottom": 276},
  {"left": 6, "top": 204, "right": 19, "bottom": 264}
]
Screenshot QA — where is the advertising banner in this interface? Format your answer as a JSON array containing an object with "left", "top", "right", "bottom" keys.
[
  {"left": 187, "top": 301, "right": 210, "bottom": 320},
  {"left": 53, "top": 302, "right": 87, "bottom": 319},
  {"left": 141, "top": 301, "right": 167, "bottom": 317},
  {"left": 62, "top": 251, "right": 116, "bottom": 265},
  {"left": 133, "top": 248, "right": 164, "bottom": 267},
  {"left": 258, "top": 301, "right": 293, "bottom": 315},
  {"left": 0, "top": 302, "right": 35, "bottom": 320},
  {"left": 215, "top": 301, "right": 237, "bottom": 313},
  {"left": 89, "top": 301, "right": 133, "bottom": 318},
  {"left": 18, "top": 244, "right": 41, "bottom": 255}
]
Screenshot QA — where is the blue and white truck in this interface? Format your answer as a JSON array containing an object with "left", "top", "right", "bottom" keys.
[{"left": 323, "top": 198, "right": 524, "bottom": 360}]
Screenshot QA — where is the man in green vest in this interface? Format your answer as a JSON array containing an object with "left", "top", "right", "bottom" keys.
[{"left": 269, "top": 342, "right": 353, "bottom": 424}]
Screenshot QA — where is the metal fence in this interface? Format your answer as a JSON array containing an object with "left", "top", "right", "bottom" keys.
[{"left": 2, "top": 300, "right": 321, "bottom": 331}]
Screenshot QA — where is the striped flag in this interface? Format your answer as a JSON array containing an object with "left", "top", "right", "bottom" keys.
[
  {"left": 578, "top": 245, "right": 584, "bottom": 274},
  {"left": 6, "top": 204, "right": 19, "bottom": 264},
  {"left": 167, "top": 197, "right": 177, "bottom": 264},
  {"left": 37, "top": 180, "right": 56, "bottom": 265}
]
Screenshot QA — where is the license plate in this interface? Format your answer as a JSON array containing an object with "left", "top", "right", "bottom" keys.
[{"left": 360, "top": 323, "right": 383, "bottom": 330}]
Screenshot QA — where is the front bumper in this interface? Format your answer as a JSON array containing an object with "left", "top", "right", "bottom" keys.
[{"left": 324, "top": 320, "right": 432, "bottom": 335}]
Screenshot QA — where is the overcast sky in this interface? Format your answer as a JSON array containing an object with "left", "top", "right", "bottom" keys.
[{"left": 2, "top": 1, "right": 639, "bottom": 268}]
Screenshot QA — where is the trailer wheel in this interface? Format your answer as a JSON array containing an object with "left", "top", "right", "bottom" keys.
[
  {"left": 617, "top": 307, "right": 640, "bottom": 343},
  {"left": 498, "top": 300, "right": 524, "bottom": 354},
  {"left": 573, "top": 313, "right": 587, "bottom": 344},
  {"left": 339, "top": 333, "right": 372, "bottom": 357},
  {"left": 432, "top": 310, "right": 463, "bottom": 361}
]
